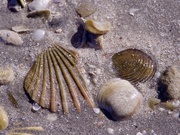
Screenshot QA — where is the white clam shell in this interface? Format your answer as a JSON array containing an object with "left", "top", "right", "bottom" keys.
[{"left": 97, "top": 78, "right": 143, "bottom": 120}]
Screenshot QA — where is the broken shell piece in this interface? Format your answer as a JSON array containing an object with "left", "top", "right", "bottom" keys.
[
  {"left": 27, "top": 10, "right": 51, "bottom": 20},
  {"left": 85, "top": 20, "right": 111, "bottom": 35},
  {"left": 97, "top": 78, "right": 143, "bottom": 121},
  {"left": 28, "top": 0, "right": 50, "bottom": 11},
  {"left": 148, "top": 97, "right": 160, "bottom": 110},
  {"left": 24, "top": 44, "right": 94, "bottom": 113},
  {"left": 112, "top": 49, "right": 157, "bottom": 84},
  {"left": 0, "top": 30, "right": 23, "bottom": 45},
  {"left": 0, "top": 66, "right": 15, "bottom": 85},
  {"left": 12, "top": 26, "right": 30, "bottom": 33},
  {"left": 0, "top": 105, "right": 9, "bottom": 130},
  {"left": 160, "top": 102, "right": 178, "bottom": 110},
  {"left": 76, "top": 0, "right": 97, "bottom": 18}
]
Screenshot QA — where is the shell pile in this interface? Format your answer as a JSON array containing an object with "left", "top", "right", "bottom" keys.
[
  {"left": 112, "top": 49, "right": 157, "bottom": 84},
  {"left": 24, "top": 45, "right": 95, "bottom": 113}
]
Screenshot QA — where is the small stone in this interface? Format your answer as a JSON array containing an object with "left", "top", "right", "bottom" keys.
[
  {"left": 46, "top": 113, "right": 58, "bottom": 122},
  {"left": 32, "top": 29, "right": 46, "bottom": 41},
  {"left": 93, "top": 108, "right": 100, "bottom": 114},
  {"left": 129, "top": 8, "right": 139, "bottom": 16},
  {"left": 0, "top": 105, "right": 9, "bottom": 130},
  {"left": 0, "top": 30, "right": 23, "bottom": 45},
  {"left": 0, "top": 66, "right": 14, "bottom": 85},
  {"left": 107, "top": 128, "right": 114, "bottom": 134},
  {"left": 55, "top": 28, "right": 62, "bottom": 33},
  {"left": 136, "top": 132, "right": 143, "bottom": 135},
  {"left": 160, "top": 61, "right": 180, "bottom": 99},
  {"left": 32, "top": 103, "right": 41, "bottom": 111}
]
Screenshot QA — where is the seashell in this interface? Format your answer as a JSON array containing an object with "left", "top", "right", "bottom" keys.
[
  {"left": 85, "top": 19, "right": 111, "bottom": 35},
  {"left": 0, "top": 105, "right": 9, "bottom": 130},
  {"left": 12, "top": 26, "right": 30, "bottom": 33},
  {"left": 160, "top": 61, "right": 180, "bottom": 99},
  {"left": 76, "top": 0, "right": 97, "bottom": 18},
  {"left": 148, "top": 97, "right": 160, "bottom": 110},
  {"left": 0, "top": 66, "right": 15, "bottom": 85},
  {"left": 32, "top": 29, "right": 46, "bottom": 41},
  {"left": 112, "top": 49, "right": 157, "bottom": 84},
  {"left": 28, "top": 0, "right": 50, "bottom": 11},
  {"left": 0, "top": 30, "right": 23, "bottom": 46},
  {"left": 27, "top": 10, "right": 51, "bottom": 20},
  {"left": 97, "top": 78, "right": 143, "bottom": 121},
  {"left": 24, "top": 44, "right": 95, "bottom": 113}
]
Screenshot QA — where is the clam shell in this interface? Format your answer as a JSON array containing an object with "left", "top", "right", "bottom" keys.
[
  {"left": 24, "top": 45, "right": 94, "bottom": 113},
  {"left": 85, "top": 19, "right": 111, "bottom": 35},
  {"left": 76, "top": 0, "right": 97, "bottom": 18},
  {"left": 97, "top": 78, "right": 143, "bottom": 121},
  {"left": 112, "top": 49, "right": 157, "bottom": 84}
]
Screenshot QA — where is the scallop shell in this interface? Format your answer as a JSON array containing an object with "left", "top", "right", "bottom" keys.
[
  {"left": 112, "top": 49, "right": 157, "bottom": 84},
  {"left": 24, "top": 45, "right": 95, "bottom": 113},
  {"left": 85, "top": 19, "right": 111, "bottom": 35}
]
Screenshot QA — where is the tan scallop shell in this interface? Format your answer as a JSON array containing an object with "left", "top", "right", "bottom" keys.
[
  {"left": 85, "top": 19, "right": 111, "bottom": 35},
  {"left": 24, "top": 45, "right": 94, "bottom": 113},
  {"left": 112, "top": 49, "right": 157, "bottom": 84}
]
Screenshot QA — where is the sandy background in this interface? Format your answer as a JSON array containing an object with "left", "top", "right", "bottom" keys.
[{"left": 0, "top": 0, "right": 180, "bottom": 134}]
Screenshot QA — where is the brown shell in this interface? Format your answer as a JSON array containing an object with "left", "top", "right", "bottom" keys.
[
  {"left": 112, "top": 49, "right": 157, "bottom": 84},
  {"left": 24, "top": 44, "right": 94, "bottom": 113}
]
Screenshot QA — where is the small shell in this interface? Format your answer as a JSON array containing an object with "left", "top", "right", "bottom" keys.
[
  {"left": 12, "top": 26, "right": 30, "bottom": 33},
  {"left": 0, "top": 66, "right": 14, "bottom": 85},
  {"left": 76, "top": 0, "right": 97, "bottom": 18},
  {"left": 85, "top": 19, "right": 111, "bottom": 34},
  {"left": 27, "top": 10, "right": 51, "bottom": 20},
  {"left": 24, "top": 44, "right": 94, "bottom": 113},
  {"left": 0, "top": 105, "right": 9, "bottom": 130},
  {"left": 112, "top": 49, "right": 157, "bottom": 84},
  {"left": 0, "top": 30, "right": 23, "bottom": 45},
  {"left": 28, "top": 0, "right": 50, "bottom": 11},
  {"left": 148, "top": 97, "right": 160, "bottom": 110},
  {"left": 97, "top": 78, "right": 143, "bottom": 121}
]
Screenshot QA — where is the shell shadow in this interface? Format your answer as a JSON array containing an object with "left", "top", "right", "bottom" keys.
[{"left": 71, "top": 20, "right": 102, "bottom": 50}]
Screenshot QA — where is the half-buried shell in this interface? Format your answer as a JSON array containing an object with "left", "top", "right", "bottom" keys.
[
  {"left": 112, "top": 49, "right": 157, "bottom": 84},
  {"left": 24, "top": 44, "right": 94, "bottom": 113}
]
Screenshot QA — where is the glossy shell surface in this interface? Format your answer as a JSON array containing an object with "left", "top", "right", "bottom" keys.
[
  {"left": 24, "top": 45, "right": 94, "bottom": 113},
  {"left": 97, "top": 78, "right": 143, "bottom": 121},
  {"left": 112, "top": 49, "right": 157, "bottom": 84}
]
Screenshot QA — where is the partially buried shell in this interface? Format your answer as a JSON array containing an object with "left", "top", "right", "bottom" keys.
[
  {"left": 85, "top": 19, "right": 111, "bottom": 35},
  {"left": 112, "top": 49, "right": 157, "bottom": 84},
  {"left": 97, "top": 78, "right": 143, "bottom": 121},
  {"left": 24, "top": 44, "right": 94, "bottom": 113}
]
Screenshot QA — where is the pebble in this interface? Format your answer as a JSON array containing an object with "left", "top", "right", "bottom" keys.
[
  {"left": 0, "top": 66, "right": 14, "bottom": 85},
  {"left": 97, "top": 78, "right": 143, "bottom": 120},
  {"left": 46, "top": 113, "right": 58, "bottom": 122},
  {"left": 32, "top": 103, "right": 41, "bottom": 111},
  {"left": 0, "top": 105, "right": 9, "bottom": 130},
  {"left": 129, "top": 8, "right": 139, "bottom": 16},
  {"left": 0, "top": 30, "right": 23, "bottom": 45},
  {"left": 160, "top": 62, "right": 180, "bottom": 99},
  {"left": 28, "top": 0, "right": 51, "bottom": 11},
  {"left": 32, "top": 29, "right": 46, "bottom": 41},
  {"left": 136, "top": 132, "right": 143, "bottom": 135},
  {"left": 55, "top": 28, "right": 62, "bottom": 33},
  {"left": 93, "top": 108, "right": 100, "bottom": 114},
  {"left": 107, "top": 128, "right": 114, "bottom": 134}
]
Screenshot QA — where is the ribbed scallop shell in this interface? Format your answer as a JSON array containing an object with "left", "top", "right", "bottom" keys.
[
  {"left": 112, "top": 49, "right": 157, "bottom": 84},
  {"left": 24, "top": 45, "right": 94, "bottom": 113}
]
